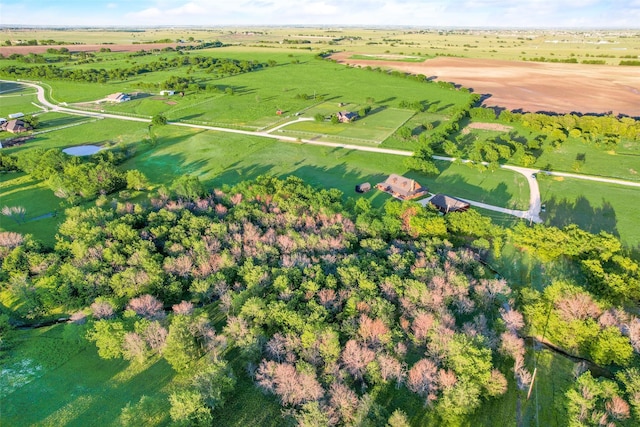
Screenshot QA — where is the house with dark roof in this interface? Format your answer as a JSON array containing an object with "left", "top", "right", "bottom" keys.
[
  {"left": 0, "top": 119, "right": 31, "bottom": 134},
  {"left": 376, "top": 174, "right": 428, "bottom": 200},
  {"left": 336, "top": 111, "right": 358, "bottom": 123},
  {"left": 429, "top": 194, "right": 470, "bottom": 214}
]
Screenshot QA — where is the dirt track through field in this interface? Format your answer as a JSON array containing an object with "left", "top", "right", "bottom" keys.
[{"left": 331, "top": 53, "right": 640, "bottom": 117}]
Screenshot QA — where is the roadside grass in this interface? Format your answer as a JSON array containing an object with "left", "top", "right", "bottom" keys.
[
  {"left": 1, "top": 324, "right": 174, "bottom": 427},
  {"left": 537, "top": 175, "right": 640, "bottom": 248}
]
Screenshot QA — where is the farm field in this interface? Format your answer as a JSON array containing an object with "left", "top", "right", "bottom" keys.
[
  {"left": 2, "top": 27, "right": 639, "bottom": 65},
  {"left": 538, "top": 176, "right": 640, "bottom": 248},
  {"left": 331, "top": 53, "right": 640, "bottom": 116}
]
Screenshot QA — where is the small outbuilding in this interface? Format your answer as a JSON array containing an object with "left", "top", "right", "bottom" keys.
[
  {"left": 160, "top": 90, "right": 175, "bottom": 96},
  {"left": 8, "top": 112, "right": 24, "bottom": 119},
  {"left": 355, "top": 182, "right": 371, "bottom": 193},
  {"left": 429, "top": 194, "right": 471, "bottom": 214}
]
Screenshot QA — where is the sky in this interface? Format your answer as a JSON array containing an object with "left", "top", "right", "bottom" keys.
[{"left": 0, "top": 0, "right": 639, "bottom": 28}]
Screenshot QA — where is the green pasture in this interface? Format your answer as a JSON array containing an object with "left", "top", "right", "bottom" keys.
[
  {"left": 3, "top": 117, "right": 149, "bottom": 154},
  {"left": 538, "top": 175, "right": 640, "bottom": 248},
  {"left": 22, "top": 50, "right": 471, "bottom": 131},
  {"left": 532, "top": 137, "right": 640, "bottom": 182},
  {"left": 0, "top": 172, "right": 65, "bottom": 247},
  {"left": 122, "top": 125, "right": 529, "bottom": 210},
  {"left": 0, "top": 81, "right": 40, "bottom": 117},
  {"left": 1, "top": 324, "right": 174, "bottom": 427},
  {"left": 279, "top": 106, "right": 413, "bottom": 144}
]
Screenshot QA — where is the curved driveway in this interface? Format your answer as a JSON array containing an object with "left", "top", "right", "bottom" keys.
[{"left": 8, "top": 79, "right": 640, "bottom": 225}]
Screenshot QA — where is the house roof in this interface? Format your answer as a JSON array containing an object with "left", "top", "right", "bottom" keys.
[
  {"left": 429, "top": 194, "right": 470, "bottom": 213},
  {"left": 106, "top": 92, "right": 130, "bottom": 101},
  {"left": 337, "top": 111, "right": 358, "bottom": 121},
  {"left": 377, "top": 174, "right": 426, "bottom": 198},
  {"left": 1, "top": 119, "right": 30, "bottom": 133}
]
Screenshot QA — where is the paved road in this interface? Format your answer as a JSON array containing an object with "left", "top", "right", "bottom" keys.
[{"left": 9, "top": 79, "right": 639, "bottom": 225}]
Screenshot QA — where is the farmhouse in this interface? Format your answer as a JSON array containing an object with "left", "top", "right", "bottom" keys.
[
  {"left": 0, "top": 119, "right": 32, "bottom": 134},
  {"left": 429, "top": 194, "right": 471, "bottom": 214},
  {"left": 106, "top": 93, "right": 131, "bottom": 103},
  {"left": 376, "top": 174, "right": 428, "bottom": 200},
  {"left": 337, "top": 111, "right": 358, "bottom": 123}
]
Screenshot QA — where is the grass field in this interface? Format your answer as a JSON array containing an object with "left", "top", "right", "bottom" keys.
[
  {"left": 1, "top": 324, "right": 175, "bottom": 427},
  {"left": 0, "top": 81, "right": 41, "bottom": 118},
  {"left": 122, "top": 126, "right": 530, "bottom": 210},
  {"left": 280, "top": 106, "right": 414, "bottom": 145},
  {"left": 3, "top": 117, "right": 149, "bottom": 154},
  {"left": 537, "top": 175, "right": 640, "bottom": 249}
]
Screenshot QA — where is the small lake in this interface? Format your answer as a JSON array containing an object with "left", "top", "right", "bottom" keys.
[{"left": 62, "top": 145, "right": 102, "bottom": 156}]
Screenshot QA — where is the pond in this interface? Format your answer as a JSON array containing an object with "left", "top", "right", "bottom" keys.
[{"left": 62, "top": 145, "right": 102, "bottom": 156}]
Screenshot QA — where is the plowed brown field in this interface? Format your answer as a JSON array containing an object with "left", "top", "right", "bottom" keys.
[{"left": 331, "top": 52, "right": 640, "bottom": 117}]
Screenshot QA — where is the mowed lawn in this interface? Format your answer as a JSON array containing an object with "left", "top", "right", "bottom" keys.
[
  {"left": 1, "top": 325, "right": 175, "bottom": 427},
  {"left": 123, "top": 126, "right": 530, "bottom": 210},
  {"left": 538, "top": 175, "right": 640, "bottom": 248}
]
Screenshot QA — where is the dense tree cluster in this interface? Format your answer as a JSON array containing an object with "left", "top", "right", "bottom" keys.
[
  {"left": 0, "top": 176, "right": 528, "bottom": 424},
  {"left": 2, "top": 176, "right": 639, "bottom": 425},
  {"left": 0, "top": 148, "right": 134, "bottom": 203},
  {"left": 0, "top": 55, "right": 268, "bottom": 84}
]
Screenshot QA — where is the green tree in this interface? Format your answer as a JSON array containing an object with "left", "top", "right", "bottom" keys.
[
  {"left": 125, "top": 170, "right": 150, "bottom": 191},
  {"left": 87, "top": 319, "right": 126, "bottom": 359},
  {"left": 171, "top": 175, "right": 205, "bottom": 201},
  {"left": 169, "top": 390, "right": 212, "bottom": 427},
  {"left": 163, "top": 314, "right": 202, "bottom": 371},
  {"left": 151, "top": 114, "right": 167, "bottom": 126},
  {"left": 314, "top": 113, "right": 324, "bottom": 122},
  {"left": 397, "top": 126, "right": 412, "bottom": 140}
]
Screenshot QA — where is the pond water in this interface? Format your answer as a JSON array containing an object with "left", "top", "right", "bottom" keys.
[{"left": 62, "top": 145, "right": 102, "bottom": 156}]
